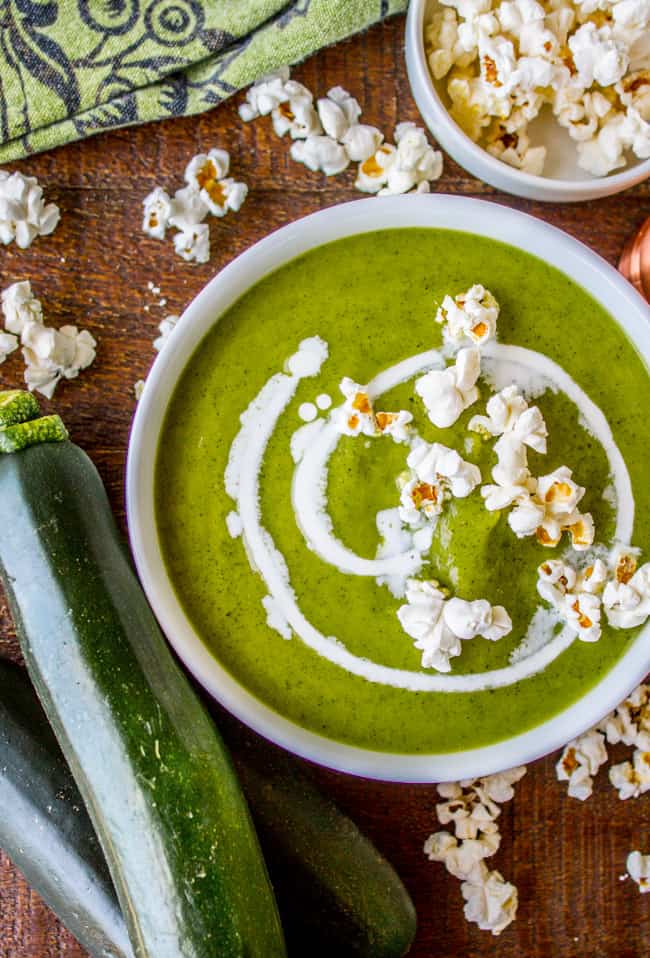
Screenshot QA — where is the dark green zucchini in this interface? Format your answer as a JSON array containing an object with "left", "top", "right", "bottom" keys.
[
  {"left": 0, "top": 658, "right": 133, "bottom": 958},
  {"left": 0, "top": 430, "right": 285, "bottom": 958},
  {"left": 0, "top": 658, "right": 416, "bottom": 958},
  {"left": 223, "top": 720, "right": 417, "bottom": 958}
]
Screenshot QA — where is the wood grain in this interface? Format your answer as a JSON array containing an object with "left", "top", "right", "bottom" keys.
[{"left": 1, "top": 13, "right": 649, "bottom": 958}]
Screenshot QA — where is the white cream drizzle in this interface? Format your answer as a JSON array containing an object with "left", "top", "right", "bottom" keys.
[{"left": 225, "top": 338, "right": 634, "bottom": 693}]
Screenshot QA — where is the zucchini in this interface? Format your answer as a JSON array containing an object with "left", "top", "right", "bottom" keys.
[
  {"left": 0, "top": 390, "right": 40, "bottom": 426},
  {"left": 0, "top": 658, "right": 133, "bottom": 958},
  {"left": 0, "top": 408, "right": 285, "bottom": 957},
  {"left": 0, "top": 413, "right": 68, "bottom": 452},
  {"left": 0, "top": 660, "right": 416, "bottom": 958},
  {"left": 224, "top": 720, "right": 417, "bottom": 958}
]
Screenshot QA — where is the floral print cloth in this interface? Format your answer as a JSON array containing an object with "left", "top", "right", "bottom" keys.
[{"left": 0, "top": 0, "right": 407, "bottom": 162}]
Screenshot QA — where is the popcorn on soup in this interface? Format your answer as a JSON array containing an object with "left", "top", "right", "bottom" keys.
[{"left": 424, "top": 0, "right": 650, "bottom": 176}]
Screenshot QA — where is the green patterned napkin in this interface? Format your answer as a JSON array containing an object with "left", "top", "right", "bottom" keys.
[{"left": 0, "top": 0, "right": 407, "bottom": 163}]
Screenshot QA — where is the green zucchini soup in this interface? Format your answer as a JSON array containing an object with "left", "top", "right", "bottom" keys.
[{"left": 155, "top": 228, "right": 650, "bottom": 755}]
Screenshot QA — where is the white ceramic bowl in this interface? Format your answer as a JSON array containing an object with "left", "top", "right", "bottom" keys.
[
  {"left": 127, "top": 195, "right": 650, "bottom": 782},
  {"left": 405, "top": 0, "right": 650, "bottom": 202}
]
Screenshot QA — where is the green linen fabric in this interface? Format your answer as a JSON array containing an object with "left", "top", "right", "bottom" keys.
[{"left": 0, "top": 0, "right": 408, "bottom": 163}]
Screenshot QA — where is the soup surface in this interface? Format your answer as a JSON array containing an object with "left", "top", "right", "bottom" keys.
[{"left": 156, "top": 228, "right": 650, "bottom": 754}]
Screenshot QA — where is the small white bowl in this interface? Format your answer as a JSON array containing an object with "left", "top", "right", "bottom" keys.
[
  {"left": 127, "top": 195, "right": 650, "bottom": 782},
  {"left": 405, "top": 0, "right": 650, "bottom": 202}
]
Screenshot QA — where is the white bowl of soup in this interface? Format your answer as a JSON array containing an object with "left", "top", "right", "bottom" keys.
[{"left": 127, "top": 195, "right": 650, "bottom": 782}]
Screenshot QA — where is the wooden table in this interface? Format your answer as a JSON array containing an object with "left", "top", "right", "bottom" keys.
[{"left": 1, "top": 13, "right": 649, "bottom": 958}]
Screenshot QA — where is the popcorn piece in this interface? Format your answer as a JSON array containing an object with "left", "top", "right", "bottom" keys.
[
  {"left": 397, "top": 578, "right": 461, "bottom": 671},
  {"left": 556, "top": 730, "right": 608, "bottom": 800},
  {"left": 461, "top": 867, "right": 518, "bottom": 936},
  {"left": 316, "top": 86, "right": 361, "bottom": 140},
  {"left": 0, "top": 331, "right": 18, "bottom": 363},
  {"left": 169, "top": 185, "right": 209, "bottom": 231},
  {"left": 480, "top": 766, "right": 527, "bottom": 803},
  {"left": 600, "top": 683, "right": 650, "bottom": 749},
  {"left": 238, "top": 67, "right": 291, "bottom": 121},
  {"left": 416, "top": 347, "right": 481, "bottom": 428},
  {"left": 443, "top": 596, "right": 512, "bottom": 641},
  {"left": 142, "top": 186, "right": 173, "bottom": 239},
  {"left": 399, "top": 475, "right": 446, "bottom": 527},
  {"left": 603, "top": 562, "right": 650, "bottom": 629},
  {"left": 333, "top": 378, "right": 377, "bottom": 437},
  {"left": 1, "top": 280, "right": 44, "bottom": 335},
  {"left": 272, "top": 83, "right": 321, "bottom": 139},
  {"left": 183, "top": 152, "right": 248, "bottom": 218},
  {"left": 290, "top": 135, "right": 350, "bottom": 176},
  {"left": 569, "top": 23, "right": 629, "bottom": 88},
  {"left": 341, "top": 124, "right": 384, "bottom": 162},
  {"left": 609, "top": 749, "right": 650, "bottom": 799},
  {"left": 469, "top": 384, "right": 547, "bottom": 452},
  {"left": 134, "top": 379, "right": 145, "bottom": 401},
  {"left": 153, "top": 314, "right": 180, "bottom": 352},
  {"left": 486, "top": 126, "right": 547, "bottom": 174},
  {"left": 0, "top": 171, "right": 60, "bottom": 248},
  {"left": 627, "top": 851, "right": 650, "bottom": 892},
  {"left": 173, "top": 224, "right": 210, "bottom": 264},
  {"left": 22, "top": 321, "right": 97, "bottom": 399},
  {"left": 407, "top": 439, "right": 482, "bottom": 498},
  {"left": 397, "top": 578, "right": 511, "bottom": 671},
  {"left": 435, "top": 284, "right": 500, "bottom": 346},
  {"left": 375, "top": 409, "right": 413, "bottom": 443},
  {"left": 376, "top": 124, "right": 443, "bottom": 195},
  {"left": 355, "top": 144, "right": 397, "bottom": 193}
]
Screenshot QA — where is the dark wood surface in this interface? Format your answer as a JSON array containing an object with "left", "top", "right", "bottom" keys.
[{"left": 1, "top": 13, "right": 649, "bottom": 958}]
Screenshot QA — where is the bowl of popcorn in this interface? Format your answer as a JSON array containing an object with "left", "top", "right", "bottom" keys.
[{"left": 405, "top": 0, "right": 650, "bottom": 200}]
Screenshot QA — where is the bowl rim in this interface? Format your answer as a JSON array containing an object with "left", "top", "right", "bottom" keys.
[
  {"left": 405, "top": 0, "right": 650, "bottom": 199},
  {"left": 127, "top": 194, "right": 650, "bottom": 783}
]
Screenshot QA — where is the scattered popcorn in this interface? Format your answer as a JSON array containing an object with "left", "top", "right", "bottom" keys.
[
  {"left": 290, "top": 135, "right": 350, "bottom": 175},
  {"left": 0, "top": 331, "right": 18, "bottom": 363},
  {"left": 397, "top": 577, "right": 511, "bottom": 671},
  {"left": 153, "top": 314, "right": 180, "bottom": 352},
  {"left": 424, "top": 0, "right": 650, "bottom": 177},
  {"left": 1, "top": 281, "right": 97, "bottom": 399},
  {"left": 416, "top": 347, "right": 481, "bottom": 428},
  {"left": 461, "top": 866, "right": 519, "bottom": 936},
  {"left": 556, "top": 729, "right": 608, "bottom": 799},
  {"left": 316, "top": 86, "right": 361, "bottom": 140},
  {"left": 142, "top": 186, "right": 173, "bottom": 239},
  {"left": 184, "top": 149, "right": 248, "bottom": 217},
  {"left": 1, "top": 280, "right": 44, "bottom": 334},
  {"left": 142, "top": 147, "right": 247, "bottom": 263},
  {"left": 534, "top": 466, "right": 594, "bottom": 550},
  {"left": 341, "top": 124, "right": 384, "bottom": 162},
  {"left": 238, "top": 67, "right": 292, "bottom": 121},
  {"left": 627, "top": 851, "right": 650, "bottom": 892},
  {"left": 609, "top": 749, "right": 650, "bottom": 799},
  {"left": 239, "top": 67, "right": 443, "bottom": 193},
  {"left": 269, "top": 81, "right": 320, "bottom": 139},
  {"left": 424, "top": 768, "right": 524, "bottom": 935},
  {"left": 134, "top": 380, "right": 145, "bottom": 401},
  {"left": 600, "top": 682, "right": 650, "bottom": 750},
  {"left": 355, "top": 144, "right": 398, "bottom": 192},
  {"left": 173, "top": 224, "right": 210, "bottom": 264},
  {"left": 374, "top": 123, "right": 443, "bottom": 195},
  {"left": 0, "top": 171, "right": 60, "bottom": 248}
]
